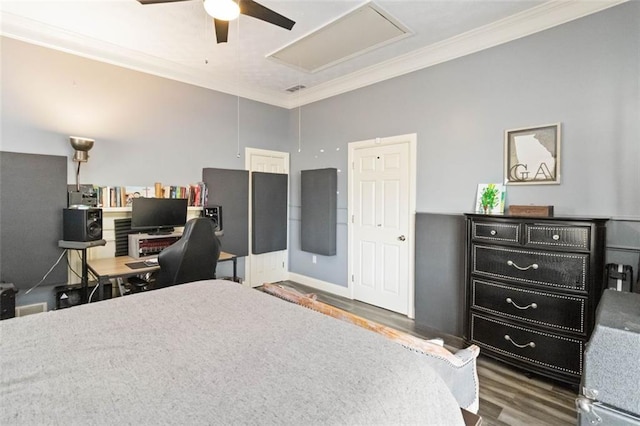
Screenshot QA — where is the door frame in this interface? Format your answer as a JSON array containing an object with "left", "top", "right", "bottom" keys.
[
  {"left": 347, "top": 134, "right": 417, "bottom": 318},
  {"left": 244, "top": 147, "right": 290, "bottom": 287}
]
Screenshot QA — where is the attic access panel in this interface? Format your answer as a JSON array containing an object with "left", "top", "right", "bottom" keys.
[{"left": 268, "top": 2, "right": 410, "bottom": 73}]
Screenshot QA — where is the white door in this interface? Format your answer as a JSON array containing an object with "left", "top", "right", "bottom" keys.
[
  {"left": 349, "top": 135, "right": 416, "bottom": 316},
  {"left": 245, "top": 148, "right": 289, "bottom": 287}
]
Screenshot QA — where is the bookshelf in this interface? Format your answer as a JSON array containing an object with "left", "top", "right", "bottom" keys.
[
  {"left": 78, "top": 183, "right": 207, "bottom": 209},
  {"left": 102, "top": 206, "right": 203, "bottom": 213}
]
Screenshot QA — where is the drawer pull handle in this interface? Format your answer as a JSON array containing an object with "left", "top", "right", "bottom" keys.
[
  {"left": 490, "top": 230, "right": 497, "bottom": 236},
  {"left": 507, "top": 260, "right": 539, "bottom": 271},
  {"left": 552, "top": 234, "right": 560, "bottom": 240},
  {"left": 506, "top": 298, "right": 537, "bottom": 310},
  {"left": 504, "top": 335, "right": 536, "bottom": 349}
]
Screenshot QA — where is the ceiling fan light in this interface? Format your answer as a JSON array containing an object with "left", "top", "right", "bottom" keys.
[{"left": 204, "top": 0, "right": 240, "bottom": 21}]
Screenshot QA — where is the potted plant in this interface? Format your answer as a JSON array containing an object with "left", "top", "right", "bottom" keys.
[{"left": 480, "top": 184, "right": 500, "bottom": 214}]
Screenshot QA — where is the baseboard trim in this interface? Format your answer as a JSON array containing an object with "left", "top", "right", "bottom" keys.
[
  {"left": 287, "top": 272, "right": 351, "bottom": 299},
  {"left": 15, "top": 302, "right": 47, "bottom": 317}
]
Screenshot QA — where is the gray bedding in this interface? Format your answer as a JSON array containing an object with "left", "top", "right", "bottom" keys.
[{"left": 1, "top": 280, "right": 464, "bottom": 425}]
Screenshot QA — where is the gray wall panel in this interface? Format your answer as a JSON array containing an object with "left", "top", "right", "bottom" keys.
[
  {"left": 252, "top": 172, "right": 288, "bottom": 254},
  {"left": 202, "top": 168, "right": 249, "bottom": 257},
  {"left": 0, "top": 152, "right": 67, "bottom": 294},
  {"left": 414, "top": 213, "right": 466, "bottom": 337},
  {"left": 301, "top": 168, "right": 337, "bottom": 256}
]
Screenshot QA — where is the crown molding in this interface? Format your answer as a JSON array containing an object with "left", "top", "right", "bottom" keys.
[{"left": 1, "top": 1, "right": 627, "bottom": 110}]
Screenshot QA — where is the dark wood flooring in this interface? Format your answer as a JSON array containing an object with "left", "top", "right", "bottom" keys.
[{"left": 265, "top": 281, "right": 578, "bottom": 426}]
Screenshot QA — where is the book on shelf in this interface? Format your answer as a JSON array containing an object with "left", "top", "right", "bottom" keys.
[{"left": 93, "top": 182, "right": 207, "bottom": 208}]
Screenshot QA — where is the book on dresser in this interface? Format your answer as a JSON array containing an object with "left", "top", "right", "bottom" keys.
[{"left": 463, "top": 213, "right": 608, "bottom": 386}]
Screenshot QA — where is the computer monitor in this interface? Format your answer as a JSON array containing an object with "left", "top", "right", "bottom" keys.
[{"left": 131, "top": 198, "right": 188, "bottom": 235}]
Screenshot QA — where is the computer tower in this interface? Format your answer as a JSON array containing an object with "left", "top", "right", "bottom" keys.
[{"left": 63, "top": 208, "right": 103, "bottom": 242}]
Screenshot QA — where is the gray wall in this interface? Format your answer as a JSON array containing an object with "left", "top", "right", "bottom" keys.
[
  {"left": 0, "top": 37, "right": 290, "bottom": 186},
  {"left": 287, "top": 2, "right": 640, "bottom": 292}
]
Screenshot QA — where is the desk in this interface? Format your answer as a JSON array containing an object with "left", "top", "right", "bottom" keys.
[{"left": 87, "top": 251, "right": 237, "bottom": 300}]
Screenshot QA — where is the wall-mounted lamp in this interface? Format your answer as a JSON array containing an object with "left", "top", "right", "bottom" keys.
[{"left": 69, "top": 136, "right": 94, "bottom": 191}]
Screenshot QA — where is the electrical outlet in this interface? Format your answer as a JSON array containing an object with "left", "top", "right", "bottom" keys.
[{"left": 312, "top": 255, "right": 317, "bottom": 264}]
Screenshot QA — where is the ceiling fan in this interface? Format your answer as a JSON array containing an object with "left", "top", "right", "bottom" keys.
[{"left": 137, "top": 0, "right": 295, "bottom": 43}]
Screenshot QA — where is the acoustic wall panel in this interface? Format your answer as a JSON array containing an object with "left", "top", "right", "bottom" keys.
[
  {"left": 0, "top": 152, "right": 67, "bottom": 290},
  {"left": 414, "top": 213, "right": 466, "bottom": 337},
  {"left": 301, "top": 168, "right": 337, "bottom": 256},
  {"left": 202, "top": 168, "right": 249, "bottom": 257},
  {"left": 252, "top": 172, "right": 288, "bottom": 255}
]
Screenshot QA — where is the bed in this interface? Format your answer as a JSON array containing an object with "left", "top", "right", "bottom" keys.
[{"left": 1, "top": 280, "right": 474, "bottom": 425}]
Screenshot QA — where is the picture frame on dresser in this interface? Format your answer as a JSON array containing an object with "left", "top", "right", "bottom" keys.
[
  {"left": 504, "top": 123, "right": 561, "bottom": 185},
  {"left": 463, "top": 213, "right": 608, "bottom": 386}
]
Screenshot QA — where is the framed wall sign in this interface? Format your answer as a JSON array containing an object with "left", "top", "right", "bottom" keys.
[{"left": 504, "top": 123, "right": 561, "bottom": 185}]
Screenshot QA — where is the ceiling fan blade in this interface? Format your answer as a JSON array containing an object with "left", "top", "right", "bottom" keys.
[
  {"left": 214, "top": 19, "right": 229, "bottom": 43},
  {"left": 238, "top": 0, "right": 295, "bottom": 31},
  {"left": 137, "top": 0, "right": 191, "bottom": 4}
]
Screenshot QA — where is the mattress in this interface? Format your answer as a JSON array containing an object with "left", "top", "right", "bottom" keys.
[
  {"left": 1, "top": 280, "right": 464, "bottom": 425},
  {"left": 578, "top": 289, "right": 640, "bottom": 425}
]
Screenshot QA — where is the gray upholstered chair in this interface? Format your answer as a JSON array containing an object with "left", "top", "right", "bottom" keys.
[{"left": 155, "top": 217, "right": 221, "bottom": 288}]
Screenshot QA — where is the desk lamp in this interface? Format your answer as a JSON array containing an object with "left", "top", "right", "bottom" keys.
[{"left": 69, "top": 136, "right": 94, "bottom": 206}]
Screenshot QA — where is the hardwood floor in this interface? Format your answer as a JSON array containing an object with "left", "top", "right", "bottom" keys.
[{"left": 265, "top": 281, "right": 578, "bottom": 426}]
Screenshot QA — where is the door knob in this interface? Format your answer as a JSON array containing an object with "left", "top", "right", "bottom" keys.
[{"left": 398, "top": 235, "right": 406, "bottom": 241}]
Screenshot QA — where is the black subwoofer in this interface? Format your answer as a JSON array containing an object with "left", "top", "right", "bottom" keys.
[{"left": 63, "top": 208, "right": 103, "bottom": 242}]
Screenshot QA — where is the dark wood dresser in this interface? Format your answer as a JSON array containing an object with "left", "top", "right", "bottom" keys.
[{"left": 464, "top": 214, "right": 608, "bottom": 385}]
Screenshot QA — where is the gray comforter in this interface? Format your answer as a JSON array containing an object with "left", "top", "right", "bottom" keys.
[{"left": 1, "top": 280, "right": 464, "bottom": 425}]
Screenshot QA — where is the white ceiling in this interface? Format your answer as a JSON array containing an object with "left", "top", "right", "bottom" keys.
[{"left": 0, "top": 0, "right": 625, "bottom": 108}]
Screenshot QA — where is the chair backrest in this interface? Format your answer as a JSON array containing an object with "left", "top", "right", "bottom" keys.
[{"left": 155, "top": 217, "right": 221, "bottom": 287}]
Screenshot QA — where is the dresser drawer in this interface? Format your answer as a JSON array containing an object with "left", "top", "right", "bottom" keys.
[
  {"left": 525, "top": 224, "right": 591, "bottom": 250},
  {"left": 471, "top": 280, "right": 586, "bottom": 333},
  {"left": 472, "top": 245, "right": 587, "bottom": 291},
  {"left": 472, "top": 221, "right": 520, "bottom": 244},
  {"left": 470, "top": 314, "right": 583, "bottom": 377}
]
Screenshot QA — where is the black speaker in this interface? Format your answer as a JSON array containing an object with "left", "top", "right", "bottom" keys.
[
  {"left": 63, "top": 208, "right": 103, "bottom": 242},
  {"left": 203, "top": 205, "right": 223, "bottom": 232}
]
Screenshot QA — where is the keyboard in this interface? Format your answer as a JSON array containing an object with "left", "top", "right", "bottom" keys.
[{"left": 125, "top": 257, "right": 159, "bottom": 270}]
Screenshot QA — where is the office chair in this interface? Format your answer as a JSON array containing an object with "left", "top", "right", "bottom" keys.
[{"left": 155, "top": 217, "right": 221, "bottom": 288}]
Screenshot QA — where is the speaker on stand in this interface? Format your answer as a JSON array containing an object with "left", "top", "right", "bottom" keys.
[
  {"left": 203, "top": 206, "right": 223, "bottom": 236},
  {"left": 63, "top": 208, "right": 103, "bottom": 242},
  {"left": 60, "top": 208, "right": 106, "bottom": 304}
]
